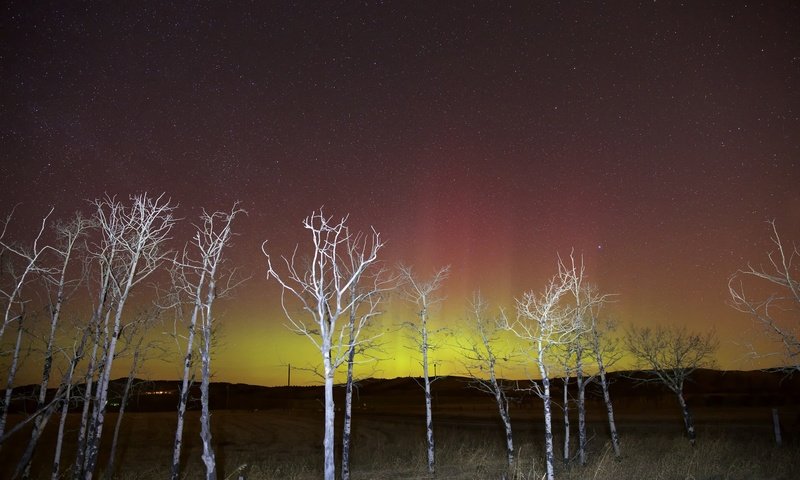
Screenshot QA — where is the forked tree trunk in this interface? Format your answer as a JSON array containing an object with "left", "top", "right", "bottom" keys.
[
  {"left": 675, "top": 390, "right": 696, "bottom": 446},
  {"left": 562, "top": 376, "right": 570, "bottom": 464}
]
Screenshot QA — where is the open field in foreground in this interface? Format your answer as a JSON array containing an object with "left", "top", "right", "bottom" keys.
[{"left": 3, "top": 407, "right": 799, "bottom": 480}]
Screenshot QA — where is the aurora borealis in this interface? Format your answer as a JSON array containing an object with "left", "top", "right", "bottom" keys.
[{"left": 2, "top": 1, "right": 798, "bottom": 386}]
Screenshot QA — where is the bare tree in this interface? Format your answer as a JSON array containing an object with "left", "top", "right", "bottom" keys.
[
  {"left": 554, "top": 344, "right": 573, "bottom": 465},
  {"left": 398, "top": 264, "right": 449, "bottom": 476},
  {"left": 104, "top": 309, "right": 159, "bottom": 480},
  {"left": 264, "top": 210, "right": 384, "bottom": 480},
  {"left": 459, "top": 292, "right": 516, "bottom": 470},
  {"left": 500, "top": 257, "right": 582, "bottom": 480},
  {"left": 565, "top": 279, "right": 614, "bottom": 466},
  {"left": 729, "top": 220, "right": 799, "bottom": 373},
  {"left": 0, "top": 208, "right": 55, "bottom": 445},
  {"left": 80, "top": 193, "right": 176, "bottom": 479},
  {"left": 341, "top": 261, "right": 392, "bottom": 480},
  {"left": 624, "top": 325, "right": 717, "bottom": 446},
  {"left": 169, "top": 204, "right": 244, "bottom": 480},
  {"left": 14, "top": 214, "right": 90, "bottom": 478},
  {"left": 52, "top": 325, "right": 92, "bottom": 480},
  {"left": 586, "top": 315, "right": 622, "bottom": 458}
]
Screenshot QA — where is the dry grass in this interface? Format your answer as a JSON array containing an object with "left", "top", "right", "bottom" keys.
[{"left": 4, "top": 410, "right": 798, "bottom": 479}]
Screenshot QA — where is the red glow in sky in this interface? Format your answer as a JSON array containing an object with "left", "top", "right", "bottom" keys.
[{"left": 2, "top": 1, "right": 798, "bottom": 385}]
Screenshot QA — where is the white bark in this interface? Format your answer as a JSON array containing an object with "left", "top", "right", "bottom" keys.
[
  {"left": 105, "top": 331, "right": 146, "bottom": 479},
  {"left": 589, "top": 317, "right": 621, "bottom": 457},
  {"left": 52, "top": 334, "right": 87, "bottom": 480},
  {"left": 422, "top": 320, "right": 435, "bottom": 475},
  {"left": 82, "top": 193, "right": 176, "bottom": 479},
  {"left": 460, "top": 293, "right": 515, "bottom": 469},
  {"left": 500, "top": 254, "right": 583, "bottom": 480},
  {"left": 74, "top": 330, "right": 99, "bottom": 479},
  {"left": 597, "top": 359, "right": 620, "bottom": 457},
  {"left": 0, "top": 207, "right": 53, "bottom": 342},
  {"left": 200, "top": 324, "right": 217, "bottom": 480},
  {"left": 0, "top": 207, "right": 56, "bottom": 446},
  {"left": 341, "top": 269, "right": 388, "bottom": 480},
  {"left": 52, "top": 381, "right": 72, "bottom": 480},
  {"left": 676, "top": 389, "right": 696, "bottom": 446},
  {"left": 539, "top": 357, "right": 556, "bottom": 480},
  {"left": 0, "top": 317, "right": 24, "bottom": 447},
  {"left": 19, "top": 215, "right": 88, "bottom": 478},
  {"left": 341, "top": 306, "right": 356, "bottom": 480},
  {"left": 399, "top": 265, "right": 449, "bottom": 476},
  {"left": 168, "top": 204, "right": 244, "bottom": 480},
  {"left": 575, "top": 345, "right": 587, "bottom": 466},
  {"left": 562, "top": 376, "right": 570, "bottom": 464},
  {"left": 265, "top": 210, "right": 384, "bottom": 480}
]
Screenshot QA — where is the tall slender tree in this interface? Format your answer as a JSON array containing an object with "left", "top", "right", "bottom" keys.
[
  {"left": 586, "top": 315, "right": 622, "bottom": 458},
  {"left": 15, "top": 215, "right": 90, "bottom": 478},
  {"left": 459, "top": 292, "right": 516, "bottom": 470},
  {"left": 170, "top": 204, "right": 245, "bottom": 480},
  {"left": 341, "top": 260, "right": 391, "bottom": 480},
  {"left": 399, "top": 264, "right": 449, "bottom": 476},
  {"left": 264, "top": 210, "right": 384, "bottom": 480},
  {"left": 500, "top": 256, "right": 583, "bottom": 480},
  {"left": 0, "top": 208, "right": 55, "bottom": 446},
  {"left": 80, "top": 193, "right": 176, "bottom": 479}
]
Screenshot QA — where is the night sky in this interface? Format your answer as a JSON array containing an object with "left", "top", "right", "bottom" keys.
[{"left": 2, "top": 1, "right": 798, "bottom": 386}]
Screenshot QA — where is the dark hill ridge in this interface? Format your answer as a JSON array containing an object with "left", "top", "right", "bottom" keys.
[{"left": 5, "top": 369, "right": 799, "bottom": 413}]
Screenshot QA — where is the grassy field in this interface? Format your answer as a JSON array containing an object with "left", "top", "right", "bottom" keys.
[{"left": 3, "top": 407, "right": 798, "bottom": 479}]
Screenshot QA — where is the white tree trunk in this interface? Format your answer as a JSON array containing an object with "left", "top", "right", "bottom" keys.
[
  {"left": 422, "top": 317, "right": 435, "bottom": 475},
  {"left": 489, "top": 365, "right": 513, "bottom": 469},
  {"left": 52, "top": 381, "right": 72, "bottom": 480},
  {"left": 676, "top": 390, "right": 696, "bottom": 446},
  {"left": 341, "top": 327, "right": 356, "bottom": 480},
  {"left": 19, "top": 279, "right": 65, "bottom": 476},
  {"left": 200, "top": 328, "right": 217, "bottom": 480},
  {"left": 597, "top": 360, "right": 620, "bottom": 457},
  {"left": 16, "top": 403, "right": 56, "bottom": 479},
  {"left": 576, "top": 356, "right": 587, "bottom": 466},
  {"left": 0, "top": 317, "right": 24, "bottom": 446},
  {"left": 540, "top": 367, "right": 556, "bottom": 480},
  {"left": 105, "top": 345, "right": 141, "bottom": 479},
  {"left": 562, "top": 376, "right": 570, "bottom": 464},
  {"left": 323, "top": 343, "right": 336, "bottom": 480},
  {"left": 498, "top": 395, "right": 514, "bottom": 469},
  {"left": 172, "top": 318, "right": 198, "bottom": 479},
  {"left": 74, "top": 336, "right": 99, "bottom": 479}
]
